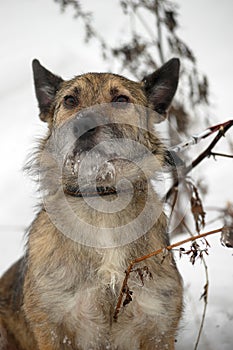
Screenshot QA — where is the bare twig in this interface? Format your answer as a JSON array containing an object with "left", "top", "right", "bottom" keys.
[
  {"left": 129, "top": 1, "right": 156, "bottom": 44},
  {"left": 178, "top": 217, "right": 209, "bottom": 350},
  {"left": 166, "top": 120, "right": 233, "bottom": 200},
  {"left": 187, "top": 120, "right": 233, "bottom": 172},
  {"left": 170, "top": 120, "right": 233, "bottom": 153},
  {"left": 113, "top": 227, "right": 223, "bottom": 321},
  {"left": 209, "top": 151, "right": 233, "bottom": 159},
  {"left": 194, "top": 257, "right": 209, "bottom": 350},
  {"left": 168, "top": 209, "right": 209, "bottom": 350},
  {"left": 155, "top": 0, "right": 165, "bottom": 64}
]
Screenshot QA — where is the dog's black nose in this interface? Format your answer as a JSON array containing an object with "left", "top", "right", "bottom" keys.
[{"left": 73, "top": 112, "right": 98, "bottom": 139}]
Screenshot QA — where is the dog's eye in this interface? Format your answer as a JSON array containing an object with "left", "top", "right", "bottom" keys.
[
  {"left": 111, "top": 95, "right": 130, "bottom": 110},
  {"left": 112, "top": 95, "right": 130, "bottom": 104},
  {"left": 63, "top": 95, "right": 78, "bottom": 109}
]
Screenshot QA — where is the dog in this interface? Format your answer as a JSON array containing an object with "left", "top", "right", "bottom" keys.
[{"left": 0, "top": 58, "right": 183, "bottom": 350}]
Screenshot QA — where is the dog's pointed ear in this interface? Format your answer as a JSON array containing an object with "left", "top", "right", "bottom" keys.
[
  {"left": 142, "top": 58, "right": 180, "bottom": 118},
  {"left": 32, "top": 59, "right": 63, "bottom": 122}
]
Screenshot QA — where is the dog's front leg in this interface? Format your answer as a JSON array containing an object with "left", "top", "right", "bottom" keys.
[
  {"left": 32, "top": 327, "right": 59, "bottom": 350},
  {"left": 140, "top": 336, "right": 176, "bottom": 350}
]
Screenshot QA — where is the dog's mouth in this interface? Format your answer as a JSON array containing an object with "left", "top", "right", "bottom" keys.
[
  {"left": 61, "top": 134, "right": 164, "bottom": 198},
  {"left": 62, "top": 144, "right": 145, "bottom": 197},
  {"left": 63, "top": 149, "right": 118, "bottom": 196}
]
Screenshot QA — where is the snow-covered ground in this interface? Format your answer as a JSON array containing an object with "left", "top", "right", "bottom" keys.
[{"left": 0, "top": 1, "right": 233, "bottom": 349}]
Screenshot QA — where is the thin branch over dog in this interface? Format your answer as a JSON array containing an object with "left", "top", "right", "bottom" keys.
[{"left": 114, "top": 227, "right": 223, "bottom": 321}]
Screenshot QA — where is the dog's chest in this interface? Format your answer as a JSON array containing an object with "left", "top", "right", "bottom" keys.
[
  {"left": 30, "top": 234, "right": 178, "bottom": 349},
  {"left": 46, "top": 269, "right": 168, "bottom": 350},
  {"left": 41, "top": 249, "right": 123, "bottom": 320},
  {"left": 47, "top": 264, "right": 121, "bottom": 348}
]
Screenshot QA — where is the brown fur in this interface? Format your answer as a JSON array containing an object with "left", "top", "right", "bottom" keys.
[{"left": 0, "top": 58, "right": 183, "bottom": 350}]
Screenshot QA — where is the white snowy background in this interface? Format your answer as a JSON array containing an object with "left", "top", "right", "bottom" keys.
[{"left": 0, "top": 0, "right": 233, "bottom": 349}]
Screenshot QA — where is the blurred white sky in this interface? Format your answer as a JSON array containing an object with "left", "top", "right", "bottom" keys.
[{"left": 0, "top": 1, "right": 233, "bottom": 348}]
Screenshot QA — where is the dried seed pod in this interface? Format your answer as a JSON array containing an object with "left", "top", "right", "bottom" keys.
[{"left": 221, "top": 226, "right": 233, "bottom": 248}]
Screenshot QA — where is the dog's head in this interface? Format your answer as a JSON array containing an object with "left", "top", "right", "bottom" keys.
[
  {"left": 31, "top": 59, "right": 180, "bottom": 246},
  {"left": 32, "top": 59, "right": 179, "bottom": 197}
]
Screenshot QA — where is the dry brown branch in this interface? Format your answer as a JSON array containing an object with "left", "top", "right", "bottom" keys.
[
  {"left": 155, "top": 0, "right": 165, "bottom": 64},
  {"left": 187, "top": 121, "right": 233, "bottom": 172},
  {"left": 55, "top": 0, "right": 211, "bottom": 135},
  {"left": 166, "top": 120, "right": 233, "bottom": 200},
  {"left": 173, "top": 215, "right": 209, "bottom": 350},
  {"left": 113, "top": 227, "right": 223, "bottom": 321},
  {"left": 194, "top": 257, "right": 209, "bottom": 350},
  {"left": 186, "top": 179, "right": 206, "bottom": 233},
  {"left": 209, "top": 151, "right": 233, "bottom": 159}
]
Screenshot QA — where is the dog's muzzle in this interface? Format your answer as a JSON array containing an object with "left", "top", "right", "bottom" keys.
[{"left": 73, "top": 111, "right": 103, "bottom": 140}]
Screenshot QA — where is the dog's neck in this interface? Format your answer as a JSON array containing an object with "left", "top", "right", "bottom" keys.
[{"left": 41, "top": 178, "right": 162, "bottom": 248}]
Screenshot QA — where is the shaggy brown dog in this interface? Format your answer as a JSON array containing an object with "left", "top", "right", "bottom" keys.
[{"left": 0, "top": 58, "right": 183, "bottom": 350}]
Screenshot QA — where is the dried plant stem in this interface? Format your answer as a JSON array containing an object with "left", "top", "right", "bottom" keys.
[
  {"left": 166, "top": 121, "right": 233, "bottom": 200},
  {"left": 155, "top": 0, "right": 165, "bottom": 64},
  {"left": 210, "top": 151, "right": 233, "bottom": 159},
  {"left": 113, "top": 227, "right": 223, "bottom": 321},
  {"left": 178, "top": 219, "right": 210, "bottom": 350},
  {"left": 129, "top": 2, "right": 156, "bottom": 43},
  {"left": 194, "top": 257, "right": 209, "bottom": 350},
  {"left": 188, "top": 121, "right": 233, "bottom": 172}
]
